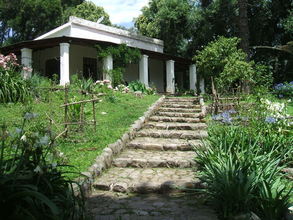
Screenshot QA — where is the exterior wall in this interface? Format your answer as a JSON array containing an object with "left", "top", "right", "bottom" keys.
[
  {"left": 32, "top": 45, "right": 101, "bottom": 80},
  {"left": 69, "top": 44, "right": 100, "bottom": 79},
  {"left": 149, "top": 58, "right": 164, "bottom": 92},
  {"left": 33, "top": 46, "right": 59, "bottom": 75},
  {"left": 124, "top": 63, "right": 139, "bottom": 84}
]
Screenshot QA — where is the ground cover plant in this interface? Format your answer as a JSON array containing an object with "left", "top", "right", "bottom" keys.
[
  {"left": 0, "top": 75, "right": 159, "bottom": 178},
  {"left": 196, "top": 95, "right": 293, "bottom": 220}
]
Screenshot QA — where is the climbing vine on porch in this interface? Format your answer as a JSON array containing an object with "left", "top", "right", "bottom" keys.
[{"left": 95, "top": 44, "right": 141, "bottom": 86}]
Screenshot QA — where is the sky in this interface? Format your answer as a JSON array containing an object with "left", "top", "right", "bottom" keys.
[{"left": 91, "top": 0, "right": 149, "bottom": 28}]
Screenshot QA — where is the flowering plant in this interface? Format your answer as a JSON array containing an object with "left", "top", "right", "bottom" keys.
[
  {"left": 0, "top": 53, "right": 31, "bottom": 103},
  {"left": 273, "top": 82, "right": 293, "bottom": 98}
]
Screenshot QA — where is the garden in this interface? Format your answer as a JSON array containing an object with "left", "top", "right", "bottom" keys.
[
  {"left": 193, "top": 37, "right": 293, "bottom": 220},
  {"left": 0, "top": 52, "right": 158, "bottom": 218},
  {"left": 0, "top": 38, "right": 292, "bottom": 220}
]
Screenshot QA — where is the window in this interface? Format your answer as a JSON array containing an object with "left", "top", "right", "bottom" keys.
[
  {"left": 45, "top": 58, "right": 60, "bottom": 79},
  {"left": 83, "top": 57, "right": 97, "bottom": 80}
]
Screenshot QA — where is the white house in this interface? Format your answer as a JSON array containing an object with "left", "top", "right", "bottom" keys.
[{"left": 1, "top": 16, "right": 204, "bottom": 94}]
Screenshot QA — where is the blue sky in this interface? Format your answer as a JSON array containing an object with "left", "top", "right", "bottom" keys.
[{"left": 91, "top": 0, "right": 149, "bottom": 28}]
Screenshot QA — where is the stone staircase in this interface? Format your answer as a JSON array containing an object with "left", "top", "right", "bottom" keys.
[
  {"left": 87, "top": 96, "right": 218, "bottom": 219},
  {"left": 92, "top": 97, "right": 207, "bottom": 193}
]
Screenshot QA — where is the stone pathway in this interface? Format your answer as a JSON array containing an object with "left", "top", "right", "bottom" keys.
[{"left": 87, "top": 97, "right": 218, "bottom": 220}]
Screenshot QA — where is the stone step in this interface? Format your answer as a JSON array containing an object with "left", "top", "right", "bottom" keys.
[
  {"left": 113, "top": 149, "right": 196, "bottom": 168},
  {"left": 144, "top": 122, "right": 207, "bottom": 130},
  {"left": 159, "top": 107, "right": 201, "bottom": 113},
  {"left": 88, "top": 190, "right": 219, "bottom": 220},
  {"left": 161, "top": 103, "right": 199, "bottom": 109},
  {"left": 93, "top": 167, "right": 203, "bottom": 193},
  {"left": 127, "top": 137, "right": 203, "bottom": 151},
  {"left": 136, "top": 129, "right": 208, "bottom": 140},
  {"left": 165, "top": 97, "right": 199, "bottom": 102},
  {"left": 149, "top": 116, "right": 205, "bottom": 123},
  {"left": 155, "top": 112, "right": 201, "bottom": 118}
]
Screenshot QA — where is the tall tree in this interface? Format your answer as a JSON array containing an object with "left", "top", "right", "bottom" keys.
[
  {"left": 237, "top": 0, "right": 250, "bottom": 56},
  {"left": 135, "top": 0, "right": 192, "bottom": 55},
  {"left": 63, "top": 1, "right": 111, "bottom": 25}
]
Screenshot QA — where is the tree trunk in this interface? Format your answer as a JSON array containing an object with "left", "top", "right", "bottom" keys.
[
  {"left": 238, "top": 0, "right": 250, "bottom": 57},
  {"left": 238, "top": 0, "right": 250, "bottom": 93}
]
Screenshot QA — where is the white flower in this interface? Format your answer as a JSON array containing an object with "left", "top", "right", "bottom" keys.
[
  {"left": 34, "top": 166, "right": 42, "bottom": 173},
  {"left": 20, "top": 135, "right": 27, "bottom": 142}
]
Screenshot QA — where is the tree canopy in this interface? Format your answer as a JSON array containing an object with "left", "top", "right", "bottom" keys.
[
  {"left": 63, "top": 1, "right": 111, "bottom": 25},
  {"left": 0, "top": 0, "right": 111, "bottom": 46},
  {"left": 134, "top": 0, "right": 192, "bottom": 55}
]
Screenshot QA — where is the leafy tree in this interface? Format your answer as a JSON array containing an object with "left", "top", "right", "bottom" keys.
[
  {"left": 194, "top": 37, "right": 273, "bottom": 93},
  {"left": 135, "top": 0, "right": 193, "bottom": 55},
  {"left": 61, "top": 0, "right": 83, "bottom": 8},
  {"left": 63, "top": 1, "right": 111, "bottom": 25},
  {"left": 9, "top": 0, "right": 62, "bottom": 42},
  {"left": 238, "top": 0, "right": 250, "bottom": 56}
]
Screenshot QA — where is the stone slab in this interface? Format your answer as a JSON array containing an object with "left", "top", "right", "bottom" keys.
[
  {"left": 136, "top": 129, "right": 208, "bottom": 140},
  {"left": 127, "top": 137, "right": 203, "bottom": 151},
  {"left": 144, "top": 122, "right": 207, "bottom": 130},
  {"left": 87, "top": 190, "right": 218, "bottom": 220},
  {"left": 149, "top": 116, "right": 205, "bottom": 123},
  {"left": 93, "top": 167, "right": 203, "bottom": 193},
  {"left": 113, "top": 149, "right": 196, "bottom": 168},
  {"left": 161, "top": 103, "right": 200, "bottom": 109},
  {"left": 159, "top": 107, "right": 201, "bottom": 113},
  {"left": 155, "top": 111, "right": 201, "bottom": 118}
]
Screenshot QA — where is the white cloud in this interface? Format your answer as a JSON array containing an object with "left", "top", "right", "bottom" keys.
[{"left": 90, "top": 0, "right": 149, "bottom": 26}]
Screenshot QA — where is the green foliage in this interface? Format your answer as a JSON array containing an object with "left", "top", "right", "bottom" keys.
[
  {"left": 0, "top": 54, "right": 31, "bottom": 103},
  {"left": 96, "top": 44, "right": 141, "bottom": 68},
  {"left": 107, "top": 68, "right": 124, "bottom": 87},
  {"left": 134, "top": 0, "right": 192, "bottom": 55},
  {"left": 128, "top": 81, "right": 156, "bottom": 95},
  {"left": 0, "top": 117, "right": 86, "bottom": 219},
  {"left": 0, "top": 0, "right": 63, "bottom": 43},
  {"left": 273, "top": 82, "right": 293, "bottom": 99},
  {"left": 195, "top": 36, "right": 273, "bottom": 93},
  {"left": 96, "top": 44, "right": 141, "bottom": 86},
  {"left": 63, "top": 1, "right": 111, "bottom": 25},
  {"left": 196, "top": 125, "right": 292, "bottom": 219}
]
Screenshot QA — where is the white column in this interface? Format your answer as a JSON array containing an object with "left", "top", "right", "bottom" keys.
[
  {"left": 21, "top": 48, "right": 32, "bottom": 79},
  {"left": 59, "top": 43, "right": 70, "bottom": 86},
  {"left": 103, "top": 55, "right": 113, "bottom": 81},
  {"left": 139, "top": 54, "right": 149, "bottom": 87},
  {"left": 189, "top": 64, "right": 197, "bottom": 91},
  {"left": 166, "top": 60, "right": 175, "bottom": 94},
  {"left": 200, "top": 77, "right": 205, "bottom": 94}
]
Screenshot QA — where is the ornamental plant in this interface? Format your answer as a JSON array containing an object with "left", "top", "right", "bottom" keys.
[
  {"left": 196, "top": 125, "right": 292, "bottom": 219},
  {"left": 0, "top": 114, "right": 86, "bottom": 219},
  {"left": 273, "top": 82, "right": 293, "bottom": 98},
  {"left": 0, "top": 53, "right": 31, "bottom": 103}
]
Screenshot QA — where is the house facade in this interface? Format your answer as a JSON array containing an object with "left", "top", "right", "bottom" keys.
[{"left": 1, "top": 17, "right": 205, "bottom": 94}]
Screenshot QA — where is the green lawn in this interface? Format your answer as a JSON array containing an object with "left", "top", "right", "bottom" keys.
[{"left": 0, "top": 91, "right": 159, "bottom": 177}]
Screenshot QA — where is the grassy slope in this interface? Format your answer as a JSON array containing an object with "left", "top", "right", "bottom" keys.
[{"left": 0, "top": 91, "right": 159, "bottom": 177}]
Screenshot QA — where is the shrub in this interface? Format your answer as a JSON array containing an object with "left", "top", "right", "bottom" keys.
[
  {"left": 194, "top": 37, "right": 273, "bottom": 93},
  {"left": 195, "top": 125, "right": 292, "bottom": 219},
  {"left": 128, "top": 80, "right": 156, "bottom": 95},
  {"left": 0, "top": 115, "right": 86, "bottom": 219},
  {"left": 0, "top": 53, "right": 31, "bottom": 103}
]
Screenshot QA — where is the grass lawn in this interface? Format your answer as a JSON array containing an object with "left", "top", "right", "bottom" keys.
[{"left": 0, "top": 90, "right": 159, "bottom": 177}]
